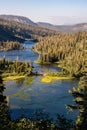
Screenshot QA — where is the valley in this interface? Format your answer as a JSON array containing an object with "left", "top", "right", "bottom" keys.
[{"left": 0, "top": 14, "right": 87, "bottom": 130}]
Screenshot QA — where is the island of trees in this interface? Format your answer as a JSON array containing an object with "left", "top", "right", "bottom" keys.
[
  {"left": 0, "top": 41, "right": 25, "bottom": 51},
  {"left": 0, "top": 56, "right": 33, "bottom": 81}
]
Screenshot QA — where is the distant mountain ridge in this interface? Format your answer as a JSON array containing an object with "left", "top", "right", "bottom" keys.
[
  {"left": 0, "top": 18, "right": 57, "bottom": 42},
  {"left": 37, "top": 22, "right": 87, "bottom": 33},
  {"left": 0, "top": 15, "right": 37, "bottom": 26},
  {"left": 0, "top": 14, "right": 87, "bottom": 33}
]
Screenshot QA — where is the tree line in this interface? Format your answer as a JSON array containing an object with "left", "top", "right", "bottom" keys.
[
  {"left": 0, "top": 56, "right": 33, "bottom": 76},
  {"left": 33, "top": 32, "right": 87, "bottom": 77},
  {"left": 0, "top": 41, "right": 25, "bottom": 51},
  {"left": 68, "top": 72, "right": 87, "bottom": 130}
]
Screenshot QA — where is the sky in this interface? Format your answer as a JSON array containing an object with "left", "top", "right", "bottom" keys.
[{"left": 0, "top": 0, "right": 87, "bottom": 25}]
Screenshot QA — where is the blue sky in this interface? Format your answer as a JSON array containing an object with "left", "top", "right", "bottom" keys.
[{"left": 0, "top": 0, "right": 87, "bottom": 25}]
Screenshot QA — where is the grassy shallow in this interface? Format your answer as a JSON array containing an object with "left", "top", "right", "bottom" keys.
[
  {"left": 41, "top": 72, "right": 74, "bottom": 83},
  {"left": 41, "top": 76, "right": 74, "bottom": 83},
  {"left": 34, "top": 60, "right": 51, "bottom": 64},
  {"left": 3, "top": 75, "right": 25, "bottom": 82}
]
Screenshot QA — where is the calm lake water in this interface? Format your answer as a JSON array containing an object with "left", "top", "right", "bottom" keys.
[{"left": 0, "top": 41, "right": 78, "bottom": 120}]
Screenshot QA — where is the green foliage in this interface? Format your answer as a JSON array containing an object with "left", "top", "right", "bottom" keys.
[
  {"left": 68, "top": 72, "right": 87, "bottom": 130},
  {"left": 56, "top": 114, "right": 73, "bottom": 130},
  {"left": 33, "top": 32, "right": 87, "bottom": 77},
  {"left": 0, "top": 75, "right": 16, "bottom": 130},
  {"left": 11, "top": 111, "right": 73, "bottom": 130},
  {"left": 0, "top": 41, "right": 25, "bottom": 51},
  {"left": 47, "top": 72, "right": 67, "bottom": 77},
  {"left": 0, "top": 56, "right": 33, "bottom": 76}
]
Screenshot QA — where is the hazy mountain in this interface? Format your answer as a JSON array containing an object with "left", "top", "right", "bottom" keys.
[
  {"left": 0, "top": 18, "right": 57, "bottom": 42},
  {"left": 37, "top": 22, "right": 54, "bottom": 28},
  {"left": 37, "top": 22, "right": 87, "bottom": 33},
  {"left": 0, "top": 15, "right": 87, "bottom": 33},
  {"left": 0, "top": 15, "right": 37, "bottom": 26}
]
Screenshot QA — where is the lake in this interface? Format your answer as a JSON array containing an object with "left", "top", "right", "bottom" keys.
[{"left": 0, "top": 41, "right": 78, "bottom": 120}]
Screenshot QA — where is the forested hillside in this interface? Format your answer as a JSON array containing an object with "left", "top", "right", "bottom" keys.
[
  {"left": 0, "top": 15, "right": 37, "bottom": 26},
  {"left": 0, "top": 19, "right": 57, "bottom": 42},
  {"left": 0, "top": 18, "right": 57, "bottom": 50},
  {"left": 33, "top": 32, "right": 87, "bottom": 77}
]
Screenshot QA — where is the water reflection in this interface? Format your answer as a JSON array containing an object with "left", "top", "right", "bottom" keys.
[
  {"left": 16, "top": 78, "right": 25, "bottom": 85},
  {"left": 26, "top": 76, "right": 35, "bottom": 85},
  {"left": 11, "top": 77, "right": 34, "bottom": 100}
]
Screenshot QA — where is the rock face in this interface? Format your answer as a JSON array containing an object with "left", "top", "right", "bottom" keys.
[{"left": 0, "top": 15, "right": 37, "bottom": 26}]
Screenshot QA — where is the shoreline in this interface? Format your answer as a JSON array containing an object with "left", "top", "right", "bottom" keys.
[
  {"left": 3, "top": 75, "right": 25, "bottom": 82},
  {"left": 41, "top": 75, "right": 74, "bottom": 83},
  {"left": 2, "top": 72, "right": 43, "bottom": 82}
]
